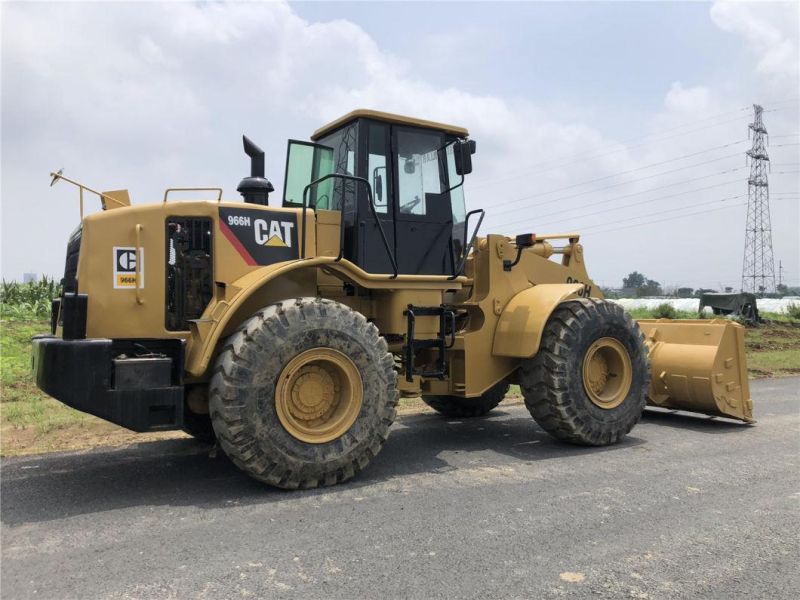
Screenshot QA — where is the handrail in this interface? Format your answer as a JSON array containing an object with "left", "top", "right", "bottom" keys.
[
  {"left": 163, "top": 188, "right": 223, "bottom": 203},
  {"left": 449, "top": 208, "right": 484, "bottom": 280},
  {"left": 300, "top": 173, "right": 398, "bottom": 278},
  {"left": 135, "top": 224, "right": 144, "bottom": 305}
]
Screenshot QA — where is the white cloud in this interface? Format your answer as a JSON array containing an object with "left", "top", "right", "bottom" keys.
[
  {"left": 664, "top": 82, "right": 713, "bottom": 113},
  {"left": 1, "top": 1, "right": 797, "bottom": 289},
  {"left": 710, "top": 1, "right": 799, "bottom": 86}
]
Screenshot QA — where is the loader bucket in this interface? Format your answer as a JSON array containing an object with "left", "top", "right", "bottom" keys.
[{"left": 636, "top": 319, "right": 754, "bottom": 422}]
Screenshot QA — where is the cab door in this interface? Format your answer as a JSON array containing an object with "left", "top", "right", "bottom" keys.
[
  {"left": 392, "top": 126, "right": 455, "bottom": 275},
  {"left": 354, "top": 121, "right": 396, "bottom": 274}
]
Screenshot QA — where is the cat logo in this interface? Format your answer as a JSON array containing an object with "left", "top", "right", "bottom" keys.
[
  {"left": 113, "top": 247, "right": 144, "bottom": 289},
  {"left": 219, "top": 207, "right": 299, "bottom": 266},
  {"left": 254, "top": 219, "right": 294, "bottom": 248}
]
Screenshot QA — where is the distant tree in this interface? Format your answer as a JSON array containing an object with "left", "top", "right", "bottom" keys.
[
  {"left": 694, "top": 288, "right": 716, "bottom": 297},
  {"left": 777, "top": 283, "right": 788, "bottom": 295},
  {"left": 724, "top": 287, "right": 733, "bottom": 293},
  {"left": 623, "top": 271, "right": 646, "bottom": 289},
  {"left": 677, "top": 287, "right": 694, "bottom": 298},
  {"left": 637, "top": 278, "right": 663, "bottom": 297}
]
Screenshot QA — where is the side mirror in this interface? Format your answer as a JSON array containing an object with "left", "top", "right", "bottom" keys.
[{"left": 454, "top": 139, "right": 476, "bottom": 176}]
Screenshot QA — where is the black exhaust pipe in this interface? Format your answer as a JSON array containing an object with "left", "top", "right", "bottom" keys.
[{"left": 237, "top": 135, "right": 274, "bottom": 205}]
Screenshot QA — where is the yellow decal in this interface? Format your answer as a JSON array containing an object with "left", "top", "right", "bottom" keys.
[{"left": 264, "top": 235, "right": 288, "bottom": 247}]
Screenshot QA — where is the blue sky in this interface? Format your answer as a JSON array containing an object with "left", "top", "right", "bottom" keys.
[
  {"left": 2, "top": 1, "right": 798, "bottom": 289},
  {"left": 294, "top": 1, "right": 748, "bottom": 131}
]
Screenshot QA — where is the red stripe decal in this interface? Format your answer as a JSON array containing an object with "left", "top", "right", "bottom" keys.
[{"left": 219, "top": 220, "right": 257, "bottom": 266}]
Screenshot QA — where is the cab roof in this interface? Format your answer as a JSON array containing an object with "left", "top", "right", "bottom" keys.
[{"left": 311, "top": 109, "right": 469, "bottom": 141}]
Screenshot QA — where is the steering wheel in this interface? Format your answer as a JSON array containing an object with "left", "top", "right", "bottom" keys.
[{"left": 400, "top": 196, "right": 422, "bottom": 214}]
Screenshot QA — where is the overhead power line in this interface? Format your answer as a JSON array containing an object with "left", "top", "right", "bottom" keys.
[
  {"left": 470, "top": 138, "right": 747, "bottom": 190},
  {"left": 489, "top": 162, "right": 746, "bottom": 218},
  {"left": 575, "top": 194, "right": 745, "bottom": 233},
  {"left": 468, "top": 110, "right": 750, "bottom": 188},
  {"left": 487, "top": 168, "right": 747, "bottom": 231},
  {"left": 580, "top": 195, "right": 795, "bottom": 237},
  {"left": 512, "top": 180, "right": 743, "bottom": 231},
  {"left": 487, "top": 148, "right": 744, "bottom": 212}
]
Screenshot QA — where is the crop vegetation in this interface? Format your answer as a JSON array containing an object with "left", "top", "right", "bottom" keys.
[{"left": 0, "top": 277, "right": 61, "bottom": 320}]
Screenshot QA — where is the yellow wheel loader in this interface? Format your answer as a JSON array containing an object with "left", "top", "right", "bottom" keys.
[{"left": 32, "top": 110, "right": 753, "bottom": 489}]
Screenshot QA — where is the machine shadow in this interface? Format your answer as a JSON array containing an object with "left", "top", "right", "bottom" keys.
[
  {"left": 641, "top": 407, "right": 754, "bottom": 433},
  {"left": 2, "top": 407, "right": 646, "bottom": 526}
]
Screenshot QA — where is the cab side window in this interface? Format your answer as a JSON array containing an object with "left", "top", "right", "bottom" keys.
[
  {"left": 367, "top": 123, "right": 390, "bottom": 214},
  {"left": 395, "top": 129, "right": 444, "bottom": 216},
  {"left": 282, "top": 141, "right": 334, "bottom": 209}
]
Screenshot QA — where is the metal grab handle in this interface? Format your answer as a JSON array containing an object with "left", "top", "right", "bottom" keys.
[
  {"left": 135, "top": 224, "right": 144, "bottom": 305},
  {"left": 300, "top": 173, "right": 398, "bottom": 278},
  {"left": 163, "top": 188, "right": 223, "bottom": 203},
  {"left": 449, "top": 208, "right": 484, "bottom": 280},
  {"left": 446, "top": 310, "right": 457, "bottom": 349}
]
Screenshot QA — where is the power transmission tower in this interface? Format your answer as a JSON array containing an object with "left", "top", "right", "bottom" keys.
[{"left": 741, "top": 104, "right": 776, "bottom": 295}]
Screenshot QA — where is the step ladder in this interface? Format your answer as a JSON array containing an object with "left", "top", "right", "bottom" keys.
[{"left": 402, "top": 304, "right": 456, "bottom": 383}]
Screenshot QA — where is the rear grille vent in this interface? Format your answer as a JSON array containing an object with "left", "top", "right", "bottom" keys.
[
  {"left": 166, "top": 218, "right": 213, "bottom": 331},
  {"left": 62, "top": 226, "right": 82, "bottom": 294}
]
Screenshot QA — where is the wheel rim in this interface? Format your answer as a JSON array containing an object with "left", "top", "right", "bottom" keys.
[
  {"left": 275, "top": 348, "right": 363, "bottom": 444},
  {"left": 581, "top": 337, "right": 633, "bottom": 409}
]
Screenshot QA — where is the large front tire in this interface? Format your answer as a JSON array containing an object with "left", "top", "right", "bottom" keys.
[
  {"left": 422, "top": 381, "right": 510, "bottom": 418},
  {"left": 209, "top": 298, "right": 398, "bottom": 489},
  {"left": 520, "top": 298, "right": 648, "bottom": 446}
]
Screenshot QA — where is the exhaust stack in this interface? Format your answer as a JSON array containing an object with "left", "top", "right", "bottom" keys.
[{"left": 237, "top": 135, "right": 274, "bottom": 205}]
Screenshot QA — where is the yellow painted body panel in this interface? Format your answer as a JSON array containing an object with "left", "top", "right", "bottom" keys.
[
  {"left": 492, "top": 283, "right": 584, "bottom": 357},
  {"left": 76, "top": 200, "right": 313, "bottom": 341}
]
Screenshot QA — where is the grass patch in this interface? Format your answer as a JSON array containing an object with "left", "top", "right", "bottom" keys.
[
  {"left": 0, "top": 319, "right": 186, "bottom": 456},
  {"left": 626, "top": 307, "right": 704, "bottom": 320}
]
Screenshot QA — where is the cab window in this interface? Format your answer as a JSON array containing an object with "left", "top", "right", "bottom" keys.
[{"left": 395, "top": 129, "right": 445, "bottom": 216}]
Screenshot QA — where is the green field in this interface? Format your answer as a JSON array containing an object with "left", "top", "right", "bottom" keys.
[{"left": 2, "top": 311, "right": 798, "bottom": 457}]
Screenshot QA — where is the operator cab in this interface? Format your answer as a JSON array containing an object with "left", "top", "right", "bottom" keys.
[{"left": 281, "top": 109, "right": 476, "bottom": 275}]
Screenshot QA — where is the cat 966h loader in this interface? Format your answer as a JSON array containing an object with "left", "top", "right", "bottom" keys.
[{"left": 33, "top": 110, "right": 753, "bottom": 489}]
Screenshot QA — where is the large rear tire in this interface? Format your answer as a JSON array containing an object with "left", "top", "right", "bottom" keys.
[
  {"left": 422, "top": 381, "right": 510, "bottom": 418},
  {"left": 209, "top": 298, "right": 398, "bottom": 489},
  {"left": 520, "top": 298, "right": 648, "bottom": 446}
]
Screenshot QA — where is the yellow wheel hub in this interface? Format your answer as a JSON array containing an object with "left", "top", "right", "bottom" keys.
[
  {"left": 582, "top": 337, "right": 633, "bottom": 409},
  {"left": 275, "top": 348, "right": 363, "bottom": 444}
]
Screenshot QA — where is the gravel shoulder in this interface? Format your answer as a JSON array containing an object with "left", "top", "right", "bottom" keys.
[{"left": 2, "top": 377, "right": 798, "bottom": 599}]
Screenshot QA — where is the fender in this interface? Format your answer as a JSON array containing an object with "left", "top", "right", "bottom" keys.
[
  {"left": 185, "top": 256, "right": 469, "bottom": 377},
  {"left": 186, "top": 258, "right": 330, "bottom": 377},
  {"left": 492, "top": 283, "right": 584, "bottom": 358}
]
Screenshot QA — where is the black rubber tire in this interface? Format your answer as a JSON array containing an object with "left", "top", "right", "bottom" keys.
[
  {"left": 422, "top": 381, "right": 510, "bottom": 418},
  {"left": 209, "top": 298, "right": 398, "bottom": 489},
  {"left": 520, "top": 298, "right": 649, "bottom": 446}
]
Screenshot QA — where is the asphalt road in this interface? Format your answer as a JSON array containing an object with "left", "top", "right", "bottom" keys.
[{"left": 2, "top": 377, "right": 798, "bottom": 599}]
